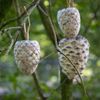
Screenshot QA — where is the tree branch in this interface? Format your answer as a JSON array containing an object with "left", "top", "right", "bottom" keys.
[
  {"left": 37, "top": 1, "right": 73, "bottom": 100},
  {"left": 37, "top": 1, "right": 60, "bottom": 45},
  {"left": 61, "top": 72, "right": 73, "bottom": 100},
  {"left": 32, "top": 73, "right": 47, "bottom": 100}
]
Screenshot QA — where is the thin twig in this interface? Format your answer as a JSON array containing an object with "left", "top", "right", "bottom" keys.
[
  {"left": 5, "top": 38, "right": 14, "bottom": 56},
  {"left": 4, "top": 32, "right": 17, "bottom": 57},
  {"left": 0, "top": 0, "right": 40, "bottom": 30},
  {"left": 38, "top": 5, "right": 58, "bottom": 46},
  {"left": 39, "top": 51, "right": 55, "bottom": 64},
  {"left": 26, "top": 14, "right": 31, "bottom": 36},
  {"left": 0, "top": 26, "right": 21, "bottom": 35}
]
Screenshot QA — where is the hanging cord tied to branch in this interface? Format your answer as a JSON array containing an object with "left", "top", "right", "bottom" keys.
[{"left": 66, "top": 0, "right": 74, "bottom": 7}]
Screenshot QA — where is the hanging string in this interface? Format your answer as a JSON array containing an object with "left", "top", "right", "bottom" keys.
[{"left": 66, "top": 0, "right": 74, "bottom": 7}]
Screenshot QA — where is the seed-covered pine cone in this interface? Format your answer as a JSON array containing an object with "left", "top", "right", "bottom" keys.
[
  {"left": 57, "top": 7, "right": 80, "bottom": 38},
  {"left": 14, "top": 40, "right": 40, "bottom": 74},
  {"left": 58, "top": 35, "right": 89, "bottom": 80}
]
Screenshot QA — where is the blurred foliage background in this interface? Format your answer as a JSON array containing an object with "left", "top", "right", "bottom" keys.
[{"left": 0, "top": 0, "right": 100, "bottom": 100}]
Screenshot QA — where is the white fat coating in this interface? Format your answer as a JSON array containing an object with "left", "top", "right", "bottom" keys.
[
  {"left": 57, "top": 7, "right": 80, "bottom": 38},
  {"left": 14, "top": 40, "right": 40, "bottom": 74},
  {"left": 58, "top": 35, "right": 89, "bottom": 80}
]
